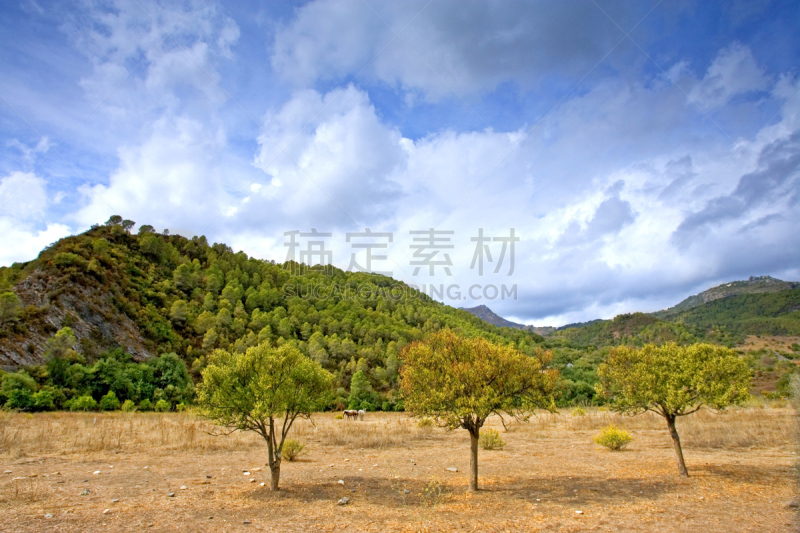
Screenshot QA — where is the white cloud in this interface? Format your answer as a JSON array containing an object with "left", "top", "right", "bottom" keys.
[
  {"left": 73, "top": 115, "right": 237, "bottom": 232},
  {"left": 688, "top": 42, "right": 770, "bottom": 110},
  {"left": 0, "top": 171, "right": 72, "bottom": 266}
]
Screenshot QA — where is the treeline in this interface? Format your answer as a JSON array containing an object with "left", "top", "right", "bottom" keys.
[{"left": 0, "top": 327, "right": 192, "bottom": 412}]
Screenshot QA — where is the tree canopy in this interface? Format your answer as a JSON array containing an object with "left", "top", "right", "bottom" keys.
[
  {"left": 401, "top": 329, "right": 557, "bottom": 491},
  {"left": 596, "top": 342, "right": 751, "bottom": 476},
  {"left": 197, "top": 343, "right": 333, "bottom": 490}
]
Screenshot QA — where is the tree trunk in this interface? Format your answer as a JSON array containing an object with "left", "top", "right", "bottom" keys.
[
  {"left": 270, "top": 462, "right": 281, "bottom": 491},
  {"left": 469, "top": 430, "right": 479, "bottom": 492},
  {"left": 666, "top": 414, "right": 688, "bottom": 477}
]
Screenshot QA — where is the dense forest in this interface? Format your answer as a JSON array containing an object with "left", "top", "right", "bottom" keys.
[{"left": 0, "top": 217, "right": 544, "bottom": 411}]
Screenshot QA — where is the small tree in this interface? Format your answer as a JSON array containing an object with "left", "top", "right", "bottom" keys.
[
  {"left": 197, "top": 343, "right": 332, "bottom": 490},
  {"left": 0, "top": 291, "right": 22, "bottom": 328},
  {"left": 401, "top": 330, "right": 557, "bottom": 491},
  {"left": 596, "top": 343, "right": 750, "bottom": 477}
]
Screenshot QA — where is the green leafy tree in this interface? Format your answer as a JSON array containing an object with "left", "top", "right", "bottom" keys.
[
  {"left": 348, "top": 370, "right": 375, "bottom": 409},
  {"left": 197, "top": 343, "right": 332, "bottom": 491},
  {"left": 31, "top": 389, "right": 55, "bottom": 411},
  {"left": 69, "top": 395, "right": 98, "bottom": 411},
  {"left": 400, "top": 329, "right": 558, "bottom": 491},
  {"left": 596, "top": 342, "right": 751, "bottom": 477},
  {"left": 100, "top": 391, "right": 121, "bottom": 411},
  {"left": 121, "top": 219, "right": 135, "bottom": 233},
  {"left": 138, "top": 224, "right": 155, "bottom": 235},
  {"left": 105, "top": 215, "right": 122, "bottom": 226},
  {"left": 0, "top": 291, "right": 23, "bottom": 328}
]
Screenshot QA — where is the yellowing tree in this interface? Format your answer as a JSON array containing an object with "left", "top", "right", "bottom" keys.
[
  {"left": 400, "top": 329, "right": 558, "bottom": 491},
  {"left": 197, "top": 343, "right": 332, "bottom": 490},
  {"left": 596, "top": 343, "right": 751, "bottom": 477}
]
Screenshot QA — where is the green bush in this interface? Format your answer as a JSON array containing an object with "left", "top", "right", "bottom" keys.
[
  {"left": 138, "top": 399, "right": 153, "bottom": 411},
  {"left": 31, "top": 390, "right": 55, "bottom": 411},
  {"left": 280, "top": 438, "right": 306, "bottom": 461},
  {"left": 69, "top": 395, "right": 98, "bottom": 412},
  {"left": 593, "top": 425, "right": 633, "bottom": 450},
  {"left": 417, "top": 417, "right": 434, "bottom": 428},
  {"left": 176, "top": 402, "right": 188, "bottom": 412},
  {"left": 154, "top": 399, "right": 171, "bottom": 412},
  {"left": 121, "top": 399, "right": 136, "bottom": 412},
  {"left": 572, "top": 407, "right": 587, "bottom": 417},
  {"left": 5, "top": 389, "right": 33, "bottom": 410},
  {"left": 478, "top": 428, "right": 505, "bottom": 450},
  {"left": 99, "top": 391, "right": 121, "bottom": 411}
]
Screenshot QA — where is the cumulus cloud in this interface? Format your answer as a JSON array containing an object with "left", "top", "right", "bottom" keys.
[
  {"left": 249, "top": 85, "right": 406, "bottom": 228},
  {"left": 73, "top": 116, "right": 236, "bottom": 231},
  {"left": 0, "top": 171, "right": 72, "bottom": 265}
]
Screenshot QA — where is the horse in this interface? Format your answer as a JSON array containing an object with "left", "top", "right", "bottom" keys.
[
  {"left": 343, "top": 410, "right": 359, "bottom": 420},
  {"left": 357, "top": 409, "right": 366, "bottom": 420}
]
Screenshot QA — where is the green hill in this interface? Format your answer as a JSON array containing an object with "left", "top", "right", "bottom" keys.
[
  {"left": 0, "top": 218, "right": 544, "bottom": 409},
  {"left": 655, "top": 276, "right": 798, "bottom": 315}
]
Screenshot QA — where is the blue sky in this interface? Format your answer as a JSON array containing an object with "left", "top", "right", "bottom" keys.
[{"left": 1, "top": 0, "right": 799, "bottom": 326}]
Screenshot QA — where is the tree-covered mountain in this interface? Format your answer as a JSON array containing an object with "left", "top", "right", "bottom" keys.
[
  {"left": 0, "top": 218, "right": 544, "bottom": 409},
  {"left": 655, "top": 276, "right": 798, "bottom": 315}
]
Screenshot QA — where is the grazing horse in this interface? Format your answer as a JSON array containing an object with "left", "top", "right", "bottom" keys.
[
  {"left": 357, "top": 409, "right": 366, "bottom": 420},
  {"left": 343, "top": 410, "right": 359, "bottom": 420}
]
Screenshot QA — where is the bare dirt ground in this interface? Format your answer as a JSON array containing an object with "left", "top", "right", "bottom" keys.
[{"left": 1, "top": 408, "right": 798, "bottom": 532}]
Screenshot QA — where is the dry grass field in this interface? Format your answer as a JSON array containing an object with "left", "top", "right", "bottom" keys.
[{"left": 0, "top": 407, "right": 798, "bottom": 532}]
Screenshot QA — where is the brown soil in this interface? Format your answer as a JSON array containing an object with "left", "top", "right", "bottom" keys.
[{"left": 1, "top": 409, "right": 798, "bottom": 532}]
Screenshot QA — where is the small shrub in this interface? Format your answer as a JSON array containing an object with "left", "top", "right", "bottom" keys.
[
  {"left": 69, "top": 395, "right": 97, "bottom": 412},
  {"left": 417, "top": 417, "right": 434, "bottom": 428},
  {"left": 593, "top": 425, "right": 632, "bottom": 451},
  {"left": 572, "top": 407, "right": 586, "bottom": 417},
  {"left": 100, "top": 391, "right": 121, "bottom": 411},
  {"left": 479, "top": 428, "right": 505, "bottom": 450},
  {"left": 31, "top": 390, "right": 55, "bottom": 412},
  {"left": 421, "top": 477, "right": 447, "bottom": 506},
  {"left": 138, "top": 399, "right": 153, "bottom": 411},
  {"left": 281, "top": 439, "right": 306, "bottom": 461},
  {"left": 121, "top": 399, "right": 136, "bottom": 412},
  {"left": 334, "top": 413, "right": 343, "bottom": 420},
  {"left": 154, "top": 399, "right": 171, "bottom": 412},
  {"left": 176, "top": 402, "right": 188, "bottom": 412}
]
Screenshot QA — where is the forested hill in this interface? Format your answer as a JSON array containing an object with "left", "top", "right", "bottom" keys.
[
  {"left": 0, "top": 219, "right": 543, "bottom": 403},
  {"left": 551, "top": 283, "right": 800, "bottom": 349}
]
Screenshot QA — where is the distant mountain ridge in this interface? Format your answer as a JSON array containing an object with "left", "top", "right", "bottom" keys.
[
  {"left": 461, "top": 305, "right": 556, "bottom": 336},
  {"left": 461, "top": 305, "right": 523, "bottom": 329},
  {"left": 654, "top": 275, "right": 798, "bottom": 316}
]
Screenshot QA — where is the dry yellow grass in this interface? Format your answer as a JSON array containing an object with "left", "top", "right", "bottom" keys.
[{"left": 0, "top": 407, "right": 797, "bottom": 532}]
